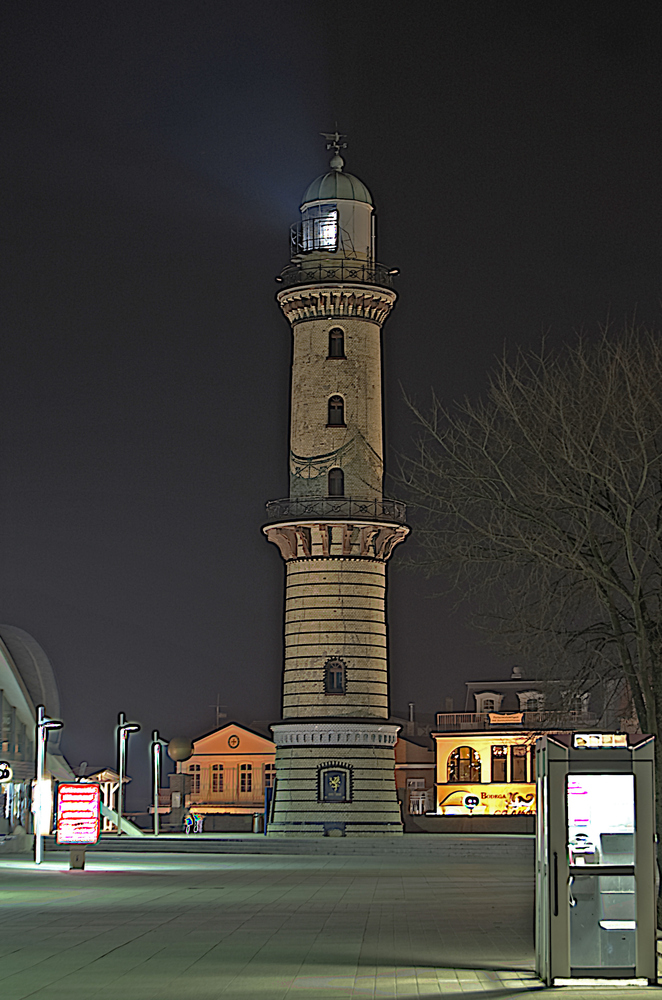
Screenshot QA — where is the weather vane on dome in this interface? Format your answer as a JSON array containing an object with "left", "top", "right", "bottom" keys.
[
  {"left": 321, "top": 129, "right": 347, "bottom": 156},
  {"left": 321, "top": 128, "right": 347, "bottom": 171}
]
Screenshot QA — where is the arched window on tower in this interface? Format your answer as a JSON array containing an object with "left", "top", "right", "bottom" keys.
[
  {"left": 328, "top": 468, "right": 344, "bottom": 497},
  {"left": 328, "top": 327, "right": 345, "bottom": 358},
  {"left": 325, "top": 658, "right": 346, "bottom": 694},
  {"left": 447, "top": 746, "right": 481, "bottom": 783},
  {"left": 328, "top": 395, "right": 345, "bottom": 426}
]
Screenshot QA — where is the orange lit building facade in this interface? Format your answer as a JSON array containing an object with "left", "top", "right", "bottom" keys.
[
  {"left": 432, "top": 729, "right": 536, "bottom": 816},
  {"left": 177, "top": 723, "right": 276, "bottom": 818}
]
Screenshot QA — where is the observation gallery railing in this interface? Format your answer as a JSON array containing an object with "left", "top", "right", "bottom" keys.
[
  {"left": 265, "top": 496, "right": 407, "bottom": 523},
  {"left": 276, "top": 261, "right": 395, "bottom": 289}
]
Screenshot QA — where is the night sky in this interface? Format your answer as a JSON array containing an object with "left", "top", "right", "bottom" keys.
[{"left": 2, "top": 2, "right": 662, "bottom": 808}]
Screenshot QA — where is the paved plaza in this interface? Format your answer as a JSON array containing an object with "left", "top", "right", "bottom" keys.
[{"left": 0, "top": 838, "right": 658, "bottom": 999}]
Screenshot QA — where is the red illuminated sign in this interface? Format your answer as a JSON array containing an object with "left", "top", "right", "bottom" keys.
[{"left": 56, "top": 783, "right": 101, "bottom": 844}]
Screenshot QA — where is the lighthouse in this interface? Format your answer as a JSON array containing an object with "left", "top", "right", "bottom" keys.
[{"left": 263, "top": 134, "right": 409, "bottom": 836}]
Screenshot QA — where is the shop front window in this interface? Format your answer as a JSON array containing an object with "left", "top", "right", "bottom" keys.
[
  {"left": 447, "top": 746, "right": 481, "bottom": 783},
  {"left": 511, "top": 745, "right": 528, "bottom": 782},
  {"left": 491, "top": 745, "right": 507, "bottom": 782}
]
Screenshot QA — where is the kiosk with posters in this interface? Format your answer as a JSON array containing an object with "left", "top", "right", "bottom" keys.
[
  {"left": 535, "top": 733, "right": 657, "bottom": 985},
  {"left": 56, "top": 783, "right": 101, "bottom": 869}
]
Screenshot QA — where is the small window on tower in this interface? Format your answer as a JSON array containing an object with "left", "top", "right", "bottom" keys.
[
  {"left": 328, "top": 468, "right": 344, "bottom": 496},
  {"left": 325, "top": 658, "right": 345, "bottom": 694},
  {"left": 328, "top": 395, "right": 345, "bottom": 426},
  {"left": 328, "top": 328, "right": 345, "bottom": 358}
]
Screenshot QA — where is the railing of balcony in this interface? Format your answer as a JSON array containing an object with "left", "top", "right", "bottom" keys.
[
  {"left": 434, "top": 711, "right": 600, "bottom": 731},
  {"left": 187, "top": 765, "right": 274, "bottom": 809},
  {"left": 276, "top": 261, "right": 395, "bottom": 289},
  {"left": 265, "top": 496, "right": 407, "bottom": 523}
]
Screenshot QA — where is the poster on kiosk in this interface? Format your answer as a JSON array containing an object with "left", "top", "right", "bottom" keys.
[
  {"left": 535, "top": 733, "right": 656, "bottom": 986},
  {"left": 56, "top": 783, "right": 101, "bottom": 845}
]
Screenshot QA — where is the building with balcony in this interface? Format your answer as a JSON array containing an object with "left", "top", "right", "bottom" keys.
[
  {"left": 430, "top": 667, "right": 602, "bottom": 832},
  {"left": 177, "top": 722, "right": 276, "bottom": 829}
]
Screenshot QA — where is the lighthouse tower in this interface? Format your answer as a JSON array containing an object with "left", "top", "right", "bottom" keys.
[{"left": 263, "top": 135, "right": 409, "bottom": 837}]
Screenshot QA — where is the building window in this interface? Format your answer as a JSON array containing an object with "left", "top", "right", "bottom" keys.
[
  {"left": 264, "top": 763, "right": 276, "bottom": 788},
  {"left": 240, "top": 763, "right": 252, "bottom": 793},
  {"left": 189, "top": 763, "right": 201, "bottom": 794},
  {"left": 319, "top": 765, "right": 351, "bottom": 802},
  {"left": 518, "top": 690, "right": 543, "bottom": 712},
  {"left": 491, "top": 745, "right": 507, "bottom": 782},
  {"left": 325, "top": 658, "right": 345, "bottom": 694},
  {"left": 447, "top": 746, "right": 481, "bottom": 783},
  {"left": 476, "top": 692, "right": 501, "bottom": 713},
  {"left": 328, "top": 327, "right": 345, "bottom": 358},
  {"left": 328, "top": 395, "right": 345, "bottom": 426},
  {"left": 328, "top": 467, "right": 344, "bottom": 496},
  {"left": 511, "top": 745, "right": 528, "bottom": 782},
  {"left": 211, "top": 764, "right": 223, "bottom": 793}
]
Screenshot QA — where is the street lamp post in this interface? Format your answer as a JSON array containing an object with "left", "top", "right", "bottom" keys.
[
  {"left": 151, "top": 730, "right": 168, "bottom": 836},
  {"left": 34, "top": 705, "right": 63, "bottom": 865},
  {"left": 116, "top": 713, "right": 140, "bottom": 834}
]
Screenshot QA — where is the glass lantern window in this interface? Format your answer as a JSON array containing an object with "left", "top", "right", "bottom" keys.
[{"left": 297, "top": 204, "right": 339, "bottom": 253}]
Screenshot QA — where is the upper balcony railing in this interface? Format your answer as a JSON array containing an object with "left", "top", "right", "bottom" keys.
[
  {"left": 434, "top": 710, "right": 600, "bottom": 732},
  {"left": 266, "top": 496, "right": 407, "bottom": 523},
  {"left": 276, "top": 261, "right": 397, "bottom": 290}
]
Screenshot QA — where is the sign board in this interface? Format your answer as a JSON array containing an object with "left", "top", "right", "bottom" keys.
[
  {"left": 573, "top": 733, "right": 628, "bottom": 749},
  {"left": 488, "top": 712, "right": 524, "bottom": 724},
  {"left": 56, "top": 783, "right": 101, "bottom": 844},
  {"left": 0, "top": 761, "right": 13, "bottom": 783},
  {"left": 437, "top": 781, "right": 536, "bottom": 815}
]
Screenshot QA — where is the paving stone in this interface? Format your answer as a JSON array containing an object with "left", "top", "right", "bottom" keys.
[{"left": 0, "top": 846, "right": 656, "bottom": 999}]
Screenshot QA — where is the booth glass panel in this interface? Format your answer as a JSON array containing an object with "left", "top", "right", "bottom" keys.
[
  {"left": 567, "top": 774, "right": 635, "bottom": 865},
  {"left": 569, "top": 874, "right": 636, "bottom": 973}
]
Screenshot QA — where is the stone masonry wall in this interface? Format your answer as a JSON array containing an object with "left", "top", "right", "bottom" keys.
[
  {"left": 289, "top": 316, "right": 383, "bottom": 500},
  {"left": 283, "top": 557, "right": 388, "bottom": 719}
]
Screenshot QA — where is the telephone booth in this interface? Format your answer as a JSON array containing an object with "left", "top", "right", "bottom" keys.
[{"left": 535, "top": 733, "right": 657, "bottom": 985}]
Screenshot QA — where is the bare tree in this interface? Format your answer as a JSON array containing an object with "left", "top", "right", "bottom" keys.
[{"left": 401, "top": 325, "right": 662, "bottom": 880}]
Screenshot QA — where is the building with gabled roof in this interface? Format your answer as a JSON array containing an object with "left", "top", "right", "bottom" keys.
[{"left": 176, "top": 722, "right": 276, "bottom": 825}]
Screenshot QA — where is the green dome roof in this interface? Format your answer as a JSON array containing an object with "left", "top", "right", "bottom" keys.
[{"left": 302, "top": 169, "right": 373, "bottom": 206}]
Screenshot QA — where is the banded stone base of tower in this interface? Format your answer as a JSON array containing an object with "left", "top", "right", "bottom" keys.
[
  {"left": 270, "top": 727, "right": 401, "bottom": 837},
  {"left": 264, "top": 520, "right": 407, "bottom": 836},
  {"left": 264, "top": 136, "right": 409, "bottom": 837}
]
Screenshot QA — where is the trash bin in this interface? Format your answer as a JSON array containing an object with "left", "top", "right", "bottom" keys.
[{"left": 252, "top": 813, "right": 264, "bottom": 833}]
